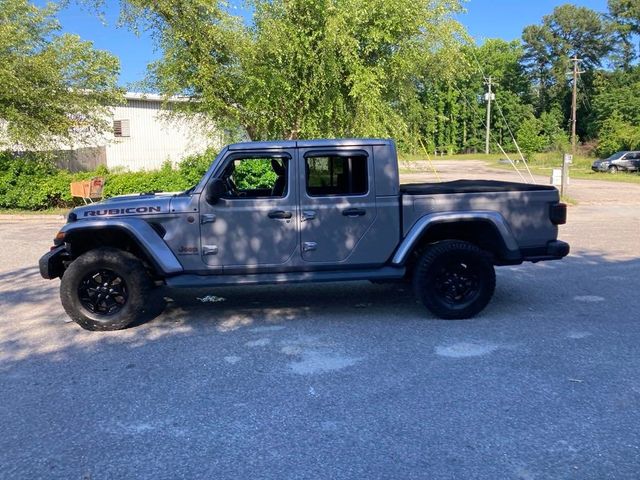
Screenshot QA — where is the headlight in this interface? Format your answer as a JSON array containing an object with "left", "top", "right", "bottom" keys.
[{"left": 53, "top": 231, "right": 66, "bottom": 246}]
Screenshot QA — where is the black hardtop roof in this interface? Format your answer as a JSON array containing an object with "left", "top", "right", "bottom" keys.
[{"left": 227, "top": 138, "right": 394, "bottom": 150}]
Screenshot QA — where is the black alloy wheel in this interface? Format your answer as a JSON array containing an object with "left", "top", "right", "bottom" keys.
[
  {"left": 433, "top": 260, "right": 481, "bottom": 306},
  {"left": 78, "top": 269, "right": 128, "bottom": 315},
  {"left": 60, "top": 248, "right": 159, "bottom": 331},
  {"left": 413, "top": 240, "right": 496, "bottom": 319}
]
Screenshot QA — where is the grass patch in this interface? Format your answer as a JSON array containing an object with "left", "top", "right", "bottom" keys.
[
  {"left": 560, "top": 195, "right": 578, "bottom": 205},
  {"left": 0, "top": 208, "right": 68, "bottom": 216},
  {"left": 398, "top": 152, "right": 505, "bottom": 163},
  {"left": 494, "top": 163, "right": 640, "bottom": 184},
  {"left": 487, "top": 152, "right": 640, "bottom": 184}
]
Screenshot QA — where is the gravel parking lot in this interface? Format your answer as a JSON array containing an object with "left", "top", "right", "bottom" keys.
[{"left": 1, "top": 164, "right": 639, "bottom": 479}]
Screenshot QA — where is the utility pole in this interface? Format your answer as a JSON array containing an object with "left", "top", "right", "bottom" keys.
[
  {"left": 484, "top": 76, "right": 494, "bottom": 155},
  {"left": 570, "top": 56, "right": 583, "bottom": 155}
]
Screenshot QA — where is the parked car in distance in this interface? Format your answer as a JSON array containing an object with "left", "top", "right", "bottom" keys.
[{"left": 592, "top": 151, "right": 640, "bottom": 173}]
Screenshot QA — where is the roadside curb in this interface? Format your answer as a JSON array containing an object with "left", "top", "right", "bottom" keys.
[{"left": 0, "top": 214, "right": 66, "bottom": 221}]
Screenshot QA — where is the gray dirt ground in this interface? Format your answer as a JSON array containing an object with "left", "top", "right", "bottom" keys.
[{"left": 0, "top": 162, "right": 639, "bottom": 479}]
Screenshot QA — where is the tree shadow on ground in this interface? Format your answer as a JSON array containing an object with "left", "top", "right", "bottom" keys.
[
  {"left": 0, "top": 251, "right": 637, "bottom": 366},
  {"left": 1, "top": 252, "right": 640, "bottom": 479}
]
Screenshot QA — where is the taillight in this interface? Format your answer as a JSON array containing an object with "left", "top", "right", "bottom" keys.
[{"left": 550, "top": 203, "right": 567, "bottom": 225}]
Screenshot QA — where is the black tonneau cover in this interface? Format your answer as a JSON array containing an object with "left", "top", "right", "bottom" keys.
[{"left": 400, "top": 179, "right": 556, "bottom": 195}]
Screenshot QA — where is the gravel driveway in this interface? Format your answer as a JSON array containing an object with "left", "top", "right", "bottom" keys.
[{"left": 0, "top": 164, "right": 639, "bottom": 479}]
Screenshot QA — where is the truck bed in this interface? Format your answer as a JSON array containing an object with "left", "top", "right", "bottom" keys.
[
  {"left": 400, "top": 179, "right": 557, "bottom": 195},
  {"left": 399, "top": 179, "right": 562, "bottom": 251}
]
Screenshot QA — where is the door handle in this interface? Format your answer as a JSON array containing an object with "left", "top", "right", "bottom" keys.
[
  {"left": 342, "top": 208, "right": 366, "bottom": 217},
  {"left": 201, "top": 214, "right": 216, "bottom": 224},
  {"left": 302, "top": 241, "right": 317, "bottom": 252},
  {"left": 301, "top": 210, "right": 317, "bottom": 222},
  {"left": 268, "top": 210, "right": 293, "bottom": 219}
]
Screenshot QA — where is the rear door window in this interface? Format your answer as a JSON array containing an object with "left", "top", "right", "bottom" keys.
[{"left": 305, "top": 155, "right": 368, "bottom": 197}]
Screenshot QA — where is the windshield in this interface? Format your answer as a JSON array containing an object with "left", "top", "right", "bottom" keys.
[{"left": 605, "top": 152, "right": 626, "bottom": 160}]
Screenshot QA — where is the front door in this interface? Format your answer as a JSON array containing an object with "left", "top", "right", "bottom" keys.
[
  {"left": 199, "top": 151, "right": 298, "bottom": 270},
  {"left": 298, "top": 147, "right": 376, "bottom": 265}
]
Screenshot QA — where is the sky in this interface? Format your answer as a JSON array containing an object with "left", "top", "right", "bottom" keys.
[{"left": 44, "top": 0, "right": 611, "bottom": 88}]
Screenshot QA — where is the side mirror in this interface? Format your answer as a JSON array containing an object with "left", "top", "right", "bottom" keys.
[{"left": 205, "top": 178, "right": 227, "bottom": 205}]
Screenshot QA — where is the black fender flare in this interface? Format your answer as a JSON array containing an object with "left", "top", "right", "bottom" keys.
[
  {"left": 391, "top": 211, "right": 521, "bottom": 266},
  {"left": 60, "top": 218, "right": 183, "bottom": 276}
]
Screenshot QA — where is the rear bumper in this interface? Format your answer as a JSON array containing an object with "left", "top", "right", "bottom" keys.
[
  {"left": 522, "top": 240, "right": 570, "bottom": 263},
  {"left": 39, "top": 246, "right": 67, "bottom": 279}
]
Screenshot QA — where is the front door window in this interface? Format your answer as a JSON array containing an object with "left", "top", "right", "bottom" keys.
[{"left": 199, "top": 152, "right": 297, "bottom": 268}]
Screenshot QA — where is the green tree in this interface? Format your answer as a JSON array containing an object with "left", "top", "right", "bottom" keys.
[
  {"left": 591, "top": 67, "right": 640, "bottom": 146},
  {"left": 516, "top": 115, "right": 545, "bottom": 160},
  {"left": 608, "top": 0, "right": 640, "bottom": 33},
  {"left": 450, "top": 40, "right": 530, "bottom": 153},
  {"left": 608, "top": 0, "right": 640, "bottom": 69},
  {"left": 522, "top": 4, "right": 611, "bottom": 116},
  {"left": 596, "top": 110, "right": 640, "bottom": 156},
  {"left": 0, "top": 0, "right": 122, "bottom": 149},
  {"left": 89, "top": 0, "right": 466, "bottom": 147}
]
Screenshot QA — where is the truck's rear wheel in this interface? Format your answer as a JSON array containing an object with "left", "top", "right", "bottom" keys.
[
  {"left": 60, "top": 248, "right": 155, "bottom": 331},
  {"left": 413, "top": 240, "right": 495, "bottom": 319}
]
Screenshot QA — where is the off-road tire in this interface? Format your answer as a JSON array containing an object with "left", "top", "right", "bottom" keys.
[
  {"left": 413, "top": 240, "right": 495, "bottom": 320},
  {"left": 60, "top": 248, "right": 155, "bottom": 331}
]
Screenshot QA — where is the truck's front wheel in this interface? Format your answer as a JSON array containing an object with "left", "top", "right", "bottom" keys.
[
  {"left": 60, "top": 248, "right": 156, "bottom": 331},
  {"left": 413, "top": 240, "right": 495, "bottom": 319}
]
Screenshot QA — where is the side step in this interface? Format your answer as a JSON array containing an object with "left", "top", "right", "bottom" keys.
[{"left": 165, "top": 266, "right": 406, "bottom": 288}]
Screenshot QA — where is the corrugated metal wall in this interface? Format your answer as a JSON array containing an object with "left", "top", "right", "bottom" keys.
[{"left": 105, "top": 99, "right": 222, "bottom": 171}]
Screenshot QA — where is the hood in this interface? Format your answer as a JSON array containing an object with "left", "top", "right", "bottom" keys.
[{"left": 71, "top": 192, "right": 176, "bottom": 220}]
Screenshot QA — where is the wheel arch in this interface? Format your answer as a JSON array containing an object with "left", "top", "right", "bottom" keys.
[
  {"left": 391, "top": 211, "right": 522, "bottom": 267},
  {"left": 60, "top": 219, "right": 183, "bottom": 277}
]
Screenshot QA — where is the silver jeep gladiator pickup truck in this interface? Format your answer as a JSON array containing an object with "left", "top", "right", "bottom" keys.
[{"left": 40, "top": 139, "right": 569, "bottom": 331}]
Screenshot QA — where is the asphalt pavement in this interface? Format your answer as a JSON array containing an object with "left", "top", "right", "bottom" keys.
[{"left": 0, "top": 165, "right": 639, "bottom": 479}]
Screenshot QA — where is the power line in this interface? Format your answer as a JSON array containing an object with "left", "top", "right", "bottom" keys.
[
  {"left": 577, "top": 70, "right": 591, "bottom": 110},
  {"left": 449, "top": 82, "right": 528, "bottom": 183},
  {"left": 469, "top": 48, "right": 536, "bottom": 183}
]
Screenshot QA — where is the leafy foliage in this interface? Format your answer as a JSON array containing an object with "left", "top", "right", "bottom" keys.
[
  {"left": 90, "top": 0, "right": 467, "bottom": 149},
  {"left": 596, "top": 111, "right": 640, "bottom": 156},
  {"left": 4, "top": 0, "right": 640, "bottom": 181},
  {"left": 233, "top": 160, "right": 277, "bottom": 190},
  {"left": 517, "top": 116, "right": 545, "bottom": 160},
  {"left": 0, "top": 152, "right": 75, "bottom": 209},
  {"left": 0, "top": 0, "right": 123, "bottom": 149},
  {"left": 0, "top": 150, "right": 220, "bottom": 210}
]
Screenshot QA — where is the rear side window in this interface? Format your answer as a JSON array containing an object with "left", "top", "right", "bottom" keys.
[{"left": 305, "top": 155, "right": 368, "bottom": 196}]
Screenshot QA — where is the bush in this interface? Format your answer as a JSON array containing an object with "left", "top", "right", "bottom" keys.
[
  {"left": 516, "top": 116, "right": 545, "bottom": 161},
  {"left": 234, "top": 159, "right": 277, "bottom": 189},
  {"left": 102, "top": 161, "right": 191, "bottom": 197},
  {"left": 0, "top": 149, "right": 219, "bottom": 211},
  {"left": 0, "top": 152, "right": 75, "bottom": 209},
  {"left": 596, "top": 111, "right": 640, "bottom": 157},
  {"left": 179, "top": 148, "right": 217, "bottom": 186}
]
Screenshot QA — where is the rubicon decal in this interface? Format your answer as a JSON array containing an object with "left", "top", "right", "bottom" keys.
[{"left": 83, "top": 206, "right": 162, "bottom": 217}]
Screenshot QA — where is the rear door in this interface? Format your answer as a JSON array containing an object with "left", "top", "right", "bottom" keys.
[
  {"left": 618, "top": 152, "right": 636, "bottom": 170},
  {"left": 297, "top": 147, "right": 376, "bottom": 265}
]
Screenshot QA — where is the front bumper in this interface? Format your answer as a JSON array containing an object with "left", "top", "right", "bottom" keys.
[
  {"left": 591, "top": 163, "right": 608, "bottom": 172},
  {"left": 39, "top": 246, "right": 67, "bottom": 279},
  {"left": 522, "top": 240, "right": 570, "bottom": 263}
]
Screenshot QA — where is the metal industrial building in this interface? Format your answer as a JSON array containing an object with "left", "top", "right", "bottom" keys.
[{"left": 57, "top": 92, "right": 222, "bottom": 172}]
